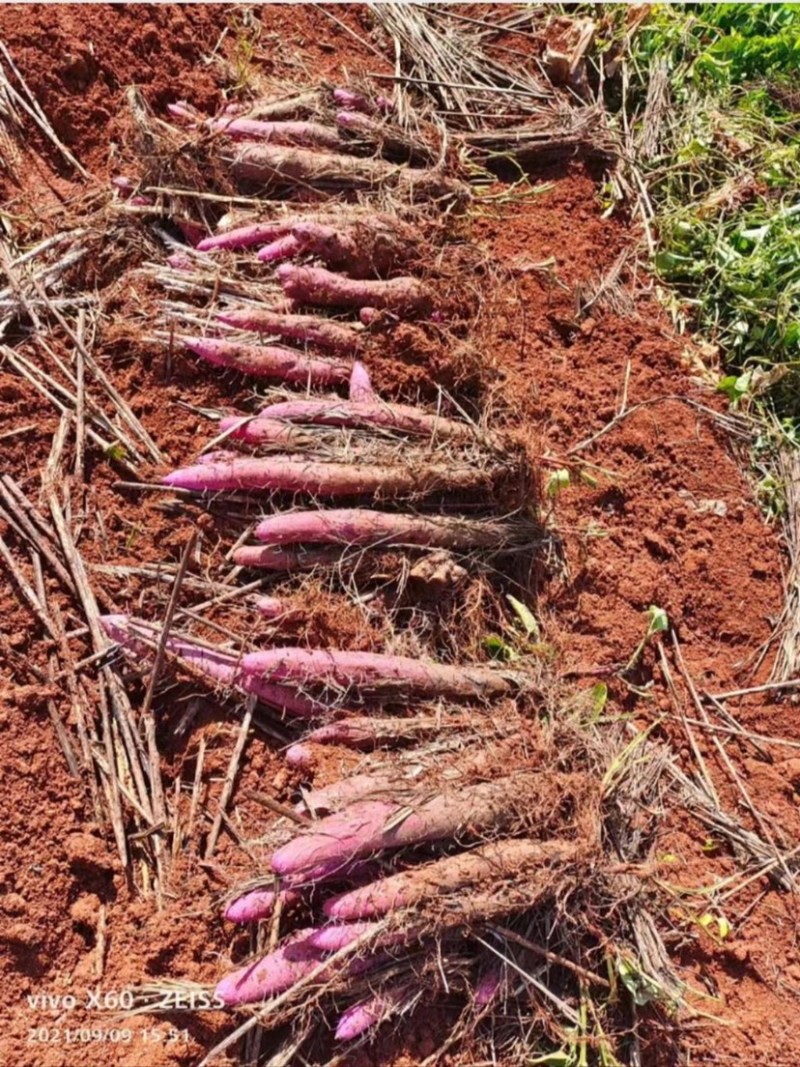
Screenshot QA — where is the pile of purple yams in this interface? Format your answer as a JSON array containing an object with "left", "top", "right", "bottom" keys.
[{"left": 102, "top": 89, "right": 589, "bottom": 1048}]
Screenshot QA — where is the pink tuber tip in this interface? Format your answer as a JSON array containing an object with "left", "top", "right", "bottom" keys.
[
  {"left": 348, "top": 361, "right": 377, "bottom": 402},
  {"left": 332, "top": 88, "right": 375, "bottom": 114},
  {"left": 305, "top": 922, "right": 378, "bottom": 953},
  {"left": 257, "top": 233, "right": 302, "bottom": 263},
  {"left": 285, "top": 743, "right": 314, "bottom": 769}
]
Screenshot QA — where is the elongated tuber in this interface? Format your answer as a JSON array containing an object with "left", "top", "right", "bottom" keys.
[
  {"left": 277, "top": 263, "right": 433, "bottom": 317},
  {"left": 163, "top": 456, "right": 492, "bottom": 496},
  {"left": 325, "top": 838, "right": 570, "bottom": 920},
  {"left": 217, "top": 308, "right": 362, "bottom": 352},
  {"left": 182, "top": 336, "right": 351, "bottom": 386},
  {"left": 241, "top": 647, "right": 517, "bottom": 701},
  {"left": 270, "top": 779, "right": 531, "bottom": 876},
  {"left": 252, "top": 509, "right": 528, "bottom": 551},
  {"left": 220, "top": 400, "right": 473, "bottom": 440}
]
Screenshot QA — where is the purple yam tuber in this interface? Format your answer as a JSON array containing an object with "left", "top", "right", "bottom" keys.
[
  {"left": 232, "top": 142, "right": 462, "bottom": 202},
  {"left": 217, "top": 308, "right": 361, "bottom": 352},
  {"left": 216, "top": 416, "right": 309, "bottom": 447},
  {"left": 305, "top": 922, "right": 379, "bottom": 953},
  {"left": 163, "top": 456, "right": 490, "bottom": 497},
  {"left": 224, "top": 886, "right": 297, "bottom": 923},
  {"left": 182, "top": 336, "right": 351, "bottom": 386},
  {"left": 233, "top": 544, "right": 343, "bottom": 571},
  {"left": 255, "top": 595, "right": 296, "bottom": 619},
  {"left": 300, "top": 774, "right": 399, "bottom": 816},
  {"left": 226, "top": 399, "right": 472, "bottom": 439},
  {"left": 270, "top": 779, "right": 528, "bottom": 877},
  {"left": 335, "top": 987, "right": 410, "bottom": 1041},
  {"left": 277, "top": 263, "right": 433, "bottom": 317},
  {"left": 100, "top": 614, "right": 332, "bottom": 720},
  {"left": 256, "top": 233, "right": 302, "bottom": 263},
  {"left": 214, "top": 929, "right": 321, "bottom": 1005},
  {"left": 241, "top": 647, "right": 516, "bottom": 702},
  {"left": 197, "top": 220, "right": 293, "bottom": 252},
  {"left": 332, "top": 88, "right": 376, "bottom": 114},
  {"left": 253, "top": 509, "right": 522, "bottom": 551},
  {"left": 209, "top": 117, "right": 342, "bottom": 149},
  {"left": 324, "top": 839, "right": 565, "bottom": 920},
  {"left": 348, "top": 361, "right": 376, "bottom": 402},
  {"left": 299, "top": 715, "right": 448, "bottom": 752},
  {"left": 285, "top": 743, "right": 314, "bottom": 769}
]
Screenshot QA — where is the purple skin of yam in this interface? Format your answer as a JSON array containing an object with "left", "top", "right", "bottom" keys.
[
  {"left": 332, "top": 88, "right": 375, "bottom": 114},
  {"left": 241, "top": 648, "right": 513, "bottom": 701},
  {"left": 300, "top": 774, "right": 398, "bottom": 816},
  {"left": 101, "top": 615, "right": 327, "bottom": 720},
  {"left": 100, "top": 615, "right": 239, "bottom": 687},
  {"left": 181, "top": 336, "right": 351, "bottom": 386},
  {"left": 348, "top": 361, "right": 376, "bottom": 402},
  {"left": 252, "top": 509, "right": 500, "bottom": 551},
  {"left": 209, "top": 117, "right": 342, "bottom": 149},
  {"left": 336, "top": 109, "right": 375, "bottom": 135},
  {"left": 233, "top": 544, "right": 343, "bottom": 571},
  {"left": 162, "top": 456, "right": 478, "bottom": 497},
  {"left": 234, "top": 399, "right": 469, "bottom": 439},
  {"left": 285, "top": 742, "right": 314, "bottom": 769},
  {"left": 272, "top": 781, "right": 521, "bottom": 880},
  {"left": 197, "top": 221, "right": 292, "bottom": 252},
  {"left": 303, "top": 719, "right": 379, "bottom": 750},
  {"left": 256, "top": 233, "right": 302, "bottom": 263},
  {"left": 167, "top": 101, "right": 198, "bottom": 121},
  {"left": 215, "top": 926, "right": 388, "bottom": 1007},
  {"left": 225, "top": 855, "right": 370, "bottom": 923},
  {"left": 335, "top": 988, "right": 407, "bottom": 1042},
  {"left": 223, "top": 887, "right": 297, "bottom": 923},
  {"left": 324, "top": 838, "right": 550, "bottom": 921},
  {"left": 255, "top": 595, "right": 293, "bottom": 619},
  {"left": 167, "top": 251, "right": 194, "bottom": 271},
  {"left": 217, "top": 416, "right": 304, "bottom": 446},
  {"left": 474, "top": 966, "right": 505, "bottom": 1006},
  {"left": 216, "top": 309, "right": 360, "bottom": 353},
  {"left": 197, "top": 449, "right": 238, "bottom": 465},
  {"left": 270, "top": 800, "right": 397, "bottom": 875},
  {"left": 304, "top": 922, "right": 378, "bottom": 953},
  {"left": 214, "top": 929, "right": 322, "bottom": 1006},
  {"left": 277, "top": 264, "right": 433, "bottom": 317}
]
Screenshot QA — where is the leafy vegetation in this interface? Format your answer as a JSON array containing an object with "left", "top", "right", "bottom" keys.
[{"left": 603, "top": 4, "right": 800, "bottom": 432}]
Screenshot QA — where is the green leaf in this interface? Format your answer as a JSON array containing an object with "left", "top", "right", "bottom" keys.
[
  {"left": 104, "top": 441, "right": 128, "bottom": 462},
  {"left": 529, "top": 1053, "right": 573, "bottom": 1067},
  {"left": 483, "top": 634, "right": 518, "bottom": 662},
  {"left": 546, "top": 468, "right": 570, "bottom": 497},
  {"left": 617, "top": 956, "right": 662, "bottom": 1007},
  {"left": 646, "top": 605, "right": 669, "bottom": 636},
  {"left": 591, "top": 682, "right": 608, "bottom": 718},
  {"left": 506, "top": 594, "right": 540, "bottom": 639}
]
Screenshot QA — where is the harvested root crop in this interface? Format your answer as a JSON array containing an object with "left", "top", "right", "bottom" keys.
[
  {"left": 230, "top": 142, "right": 466, "bottom": 202},
  {"left": 252, "top": 508, "right": 535, "bottom": 551},
  {"left": 324, "top": 838, "right": 575, "bottom": 919},
  {"left": 182, "top": 336, "right": 351, "bottom": 385},
  {"left": 257, "top": 216, "right": 418, "bottom": 277},
  {"left": 162, "top": 455, "right": 497, "bottom": 497},
  {"left": 277, "top": 263, "right": 433, "bottom": 317},
  {"left": 240, "top": 647, "right": 520, "bottom": 703},
  {"left": 220, "top": 399, "right": 475, "bottom": 440},
  {"left": 217, "top": 308, "right": 363, "bottom": 352}
]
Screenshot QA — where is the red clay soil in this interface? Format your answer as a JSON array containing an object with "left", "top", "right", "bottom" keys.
[{"left": 0, "top": 5, "right": 798, "bottom": 1067}]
